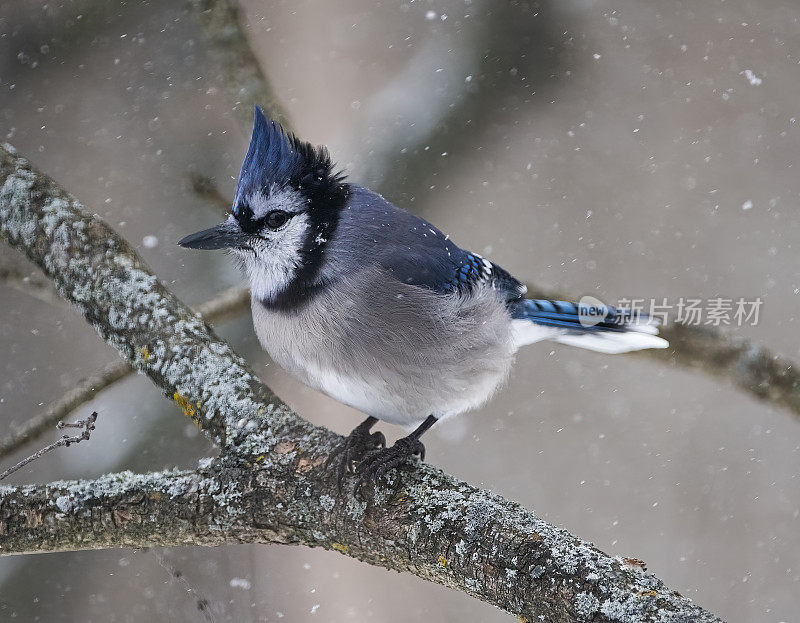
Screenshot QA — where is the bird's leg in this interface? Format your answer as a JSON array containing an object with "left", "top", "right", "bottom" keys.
[
  {"left": 327, "top": 416, "right": 386, "bottom": 489},
  {"left": 355, "top": 415, "right": 438, "bottom": 490}
]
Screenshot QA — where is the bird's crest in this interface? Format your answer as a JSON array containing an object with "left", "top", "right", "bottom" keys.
[{"left": 234, "top": 107, "right": 346, "bottom": 207}]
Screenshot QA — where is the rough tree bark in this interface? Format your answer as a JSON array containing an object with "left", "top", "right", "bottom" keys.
[{"left": 0, "top": 145, "right": 726, "bottom": 622}]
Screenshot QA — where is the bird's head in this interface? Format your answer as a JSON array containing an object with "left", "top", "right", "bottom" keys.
[{"left": 179, "top": 108, "right": 347, "bottom": 304}]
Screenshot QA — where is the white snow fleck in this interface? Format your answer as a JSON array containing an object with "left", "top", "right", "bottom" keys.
[
  {"left": 310, "top": 604, "right": 320, "bottom": 614},
  {"left": 742, "top": 69, "right": 762, "bottom": 86},
  {"left": 593, "top": 53, "right": 602, "bottom": 60},
  {"left": 425, "top": 10, "right": 437, "bottom": 20},
  {"left": 742, "top": 200, "right": 753, "bottom": 211},
  {"left": 229, "top": 577, "right": 251, "bottom": 590},
  {"left": 142, "top": 235, "right": 159, "bottom": 248}
]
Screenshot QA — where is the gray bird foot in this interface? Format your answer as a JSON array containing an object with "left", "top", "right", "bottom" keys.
[
  {"left": 354, "top": 436, "right": 425, "bottom": 491},
  {"left": 327, "top": 416, "right": 386, "bottom": 490}
]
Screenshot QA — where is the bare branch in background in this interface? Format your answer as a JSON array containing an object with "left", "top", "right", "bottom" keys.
[
  {"left": 647, "top": 322, "right": 800, "bottom": 420},
  {"left": 527, "top": 284, "right": 800, "bottom": 423},
  {"left": 0, "top": 143, "right": 725, "bottom": 622},
  {"left": 0, "top": 412, "right": 97, "bottom": 481},
  {"left": 0, "top": 256, "right": 60, "bottom": 305},
  {"left": 188, "top": 0, "right": 291, "bottom": 131},
  {"left": 0, "top": 285, "right": 248, "bottom": 461},
  {"left": 187, "top": 172, "right": 232, "bottom": 216},
  {"left": 192, "top": 283, "right": 250, "bottom": 323}
]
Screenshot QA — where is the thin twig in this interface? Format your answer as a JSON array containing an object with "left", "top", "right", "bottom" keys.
[
  {"left": 0, "top": 362, "right": 127, "bottom": 460},
  {"left": 0, "top": 286, "right": 249, "bottom": 460},
  {"left": 0, "top": 412, "right": 97, "bottom": 481}
]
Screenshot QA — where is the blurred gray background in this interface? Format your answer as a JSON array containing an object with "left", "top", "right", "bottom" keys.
[{"left": 1, "top": 0, "right": 798, "bottom": 621}]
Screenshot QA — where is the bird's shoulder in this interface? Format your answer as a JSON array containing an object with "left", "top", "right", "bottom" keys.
[{"left": 334, "top": 185, "right": 526, "bottom": 302}]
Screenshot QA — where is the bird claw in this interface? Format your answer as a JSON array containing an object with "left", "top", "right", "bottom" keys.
[
  {"left": 354, "top": 436, "right": 426, "bottom": 492},
  {"left": 327, "top": 420, "right": 386, "bottom": 490}
]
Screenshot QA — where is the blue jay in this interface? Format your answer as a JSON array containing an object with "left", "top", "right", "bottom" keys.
[{"left": 179, "top": 108, "right": 668, "bottom": 488}]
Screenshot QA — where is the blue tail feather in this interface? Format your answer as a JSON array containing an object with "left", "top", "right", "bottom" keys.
[
  {"left": 511, "top": 298, "right": 643, "bottom": 332},
  {"left": 510, "top": 297, "right": 668, "bottom": 354}
]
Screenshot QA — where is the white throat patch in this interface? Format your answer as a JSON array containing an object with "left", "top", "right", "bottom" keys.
[{"left": 237, "top": 204, "right": 311, "bottom": 303}]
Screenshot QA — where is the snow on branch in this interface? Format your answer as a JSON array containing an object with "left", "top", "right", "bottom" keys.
[{"left": 0, "top": 143, "right": 724, "bottom": 622}]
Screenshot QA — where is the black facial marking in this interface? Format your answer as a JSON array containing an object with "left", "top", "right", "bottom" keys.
[
  {"left": 262, "top": 182, "right": 350, "bottom": 312},
  {"left": 233, "top": 201, "right": 294, "bottom": 234},
  {"left": 233, "top": 201, "right": 257, "bottom": 233}
]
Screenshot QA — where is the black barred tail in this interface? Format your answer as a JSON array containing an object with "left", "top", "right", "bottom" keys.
[{"left": 510, "top": 298, "right": 669, "bottom": 354}]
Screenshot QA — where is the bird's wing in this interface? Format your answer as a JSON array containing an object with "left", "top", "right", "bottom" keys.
[
  {"left": 375, "top": 215, "right": 526, "bottom": 301},
  {"left": 339, "top": 186, "right": 525, "bottom": 301}
]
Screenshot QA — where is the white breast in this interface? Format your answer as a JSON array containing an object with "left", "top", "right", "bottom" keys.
[
  {"left": 250, "top": 296, "right": 400, "bottom": 420},
  {"left": 249, "top": 270, "right": 516, "bottom": 427}
]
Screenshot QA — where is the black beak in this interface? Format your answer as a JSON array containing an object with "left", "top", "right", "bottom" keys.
[{"left": 178, "top": 220, "right": 245, "bottom": 250}]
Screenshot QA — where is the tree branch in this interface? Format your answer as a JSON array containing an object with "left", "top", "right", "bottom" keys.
[
  {"left": 0, "top": 456, "right": 720, "bottom": 623},
  {"left": 187, "top": 171, "right": 233, "bottom": 215},
  {"left": 192, "top": 283, "right": 249, "bottom": 323},
  {"left": 647, "top": 322, "right": 800, "bottom": 420},
  {"left": 0, "top": 144, "right": 725, "bottom": 621},
  {"left": 527, "top": 285, "right": 800, "bottom": 423}
]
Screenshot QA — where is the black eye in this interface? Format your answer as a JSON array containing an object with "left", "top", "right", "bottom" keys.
[{"left": 265, "top": 210, "right": 290, "bottom": 229}]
